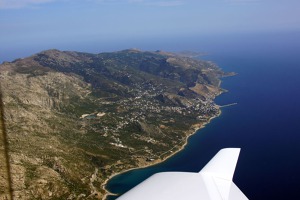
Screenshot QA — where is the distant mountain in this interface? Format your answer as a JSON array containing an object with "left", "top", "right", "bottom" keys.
[
  {"left": 0, "top": 49, "right": 230, "bottom": 199},
  {"left": 173, "top": 50, "right": 209, "bottom": 58}
]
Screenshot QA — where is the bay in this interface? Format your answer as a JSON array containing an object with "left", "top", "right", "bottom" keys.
[{"left": 106, "top": 32, "right": 300, "bottom": 200}]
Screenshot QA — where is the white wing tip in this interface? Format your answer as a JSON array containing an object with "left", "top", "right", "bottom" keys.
[{"left": 199, "top": 148, "right": 241, "bottom": 181}]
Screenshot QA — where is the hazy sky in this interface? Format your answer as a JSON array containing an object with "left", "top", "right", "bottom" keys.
[{"left": 1, "top": 0, "right": 300, "bottom": 60}]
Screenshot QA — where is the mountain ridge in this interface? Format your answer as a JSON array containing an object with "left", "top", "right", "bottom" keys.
[{"left": 0, "top": 49, "right": 231, "bottom": 199}]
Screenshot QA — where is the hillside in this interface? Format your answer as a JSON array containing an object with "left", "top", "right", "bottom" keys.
[{"left": 0, "top": 49, "right": 230, "bottom": 199}]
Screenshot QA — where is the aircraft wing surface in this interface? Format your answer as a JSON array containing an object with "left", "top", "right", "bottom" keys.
[{"left": 116, "top": 148, "right": 248, "bottom": 200}]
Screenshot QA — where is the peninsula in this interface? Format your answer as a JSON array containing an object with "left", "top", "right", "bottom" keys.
[{"left": 0, "top": 49, "right": 232, "bottom": 199}]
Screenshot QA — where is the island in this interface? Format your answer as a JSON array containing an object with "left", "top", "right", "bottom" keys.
[{"left": 0, "top": 49, "right": 233, "bottom": 199}]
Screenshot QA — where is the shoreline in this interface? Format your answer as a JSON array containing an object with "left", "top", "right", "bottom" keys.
[{"left": 102, "top": 110, "right": 222, "bottom": 200}]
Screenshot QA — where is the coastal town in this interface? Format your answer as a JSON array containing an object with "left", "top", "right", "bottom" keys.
[
  {"left": 1, "top": 49, "right": 227, "bottom": 199},
  {"left": 79, "top": 79, "right": 220, "bottom": 161}
]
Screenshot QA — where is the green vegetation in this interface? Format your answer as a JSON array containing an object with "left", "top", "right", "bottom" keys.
[{"left": 0, "top": 49, "right": 229, "bottom": 199}]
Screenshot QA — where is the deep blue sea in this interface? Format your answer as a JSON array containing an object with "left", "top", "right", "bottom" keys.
[{"left": 106, "top": 32, "right": 300, "bottom": 200}]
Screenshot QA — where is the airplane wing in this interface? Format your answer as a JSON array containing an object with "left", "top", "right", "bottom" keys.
[{"left": 116, "top": 148, "right": 248, "bottom": 200}]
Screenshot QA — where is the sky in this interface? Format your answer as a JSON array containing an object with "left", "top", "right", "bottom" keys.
[{"left": 1, "top": 0, "right": 300, "bottom": 61}]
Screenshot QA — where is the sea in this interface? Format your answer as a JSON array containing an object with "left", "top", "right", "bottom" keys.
[{"left": 106, "top": 31, "right": 300, "bottom": 200}]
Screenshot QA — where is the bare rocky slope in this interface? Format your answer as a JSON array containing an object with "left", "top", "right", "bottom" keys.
[{"left": 0, "top": 49, "right": 231, "bottom": 199}]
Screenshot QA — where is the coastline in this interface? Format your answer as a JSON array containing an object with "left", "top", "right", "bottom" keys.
[{"left": 102, "top": 109, "right": 222, "bottom": 200}]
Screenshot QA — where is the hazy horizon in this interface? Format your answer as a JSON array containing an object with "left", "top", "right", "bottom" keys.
[{"left": 1, "top": 0, "right": 300, "bottom": 62}]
